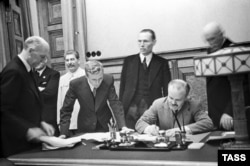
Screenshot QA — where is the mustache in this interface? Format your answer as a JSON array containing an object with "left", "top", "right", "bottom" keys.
[
  {"left": 170, "top": 103, "right": 178, "bottom": 107},
  {"left": 67, "top": 64, "right": 76, "bottom": 68}
]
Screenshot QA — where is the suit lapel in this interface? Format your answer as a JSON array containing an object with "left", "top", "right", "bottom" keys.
[
  {"left": 131, "top": 55, "right": 140, "bottom": 88},
  {"left": 177, "top": 100, "right": 189, "bottom": 126},
  {"left": 40, "top": 67, "right": 49, "bottom": 78},
  {"left": 148, "top": 55, "right": 161, "bottom": 87},
  {"left": 82, "top": 77, "right": 95, "bottom": 111},
  {"left": 29, "top": 71, "right": 42, "bottom": 103},
  {"left": 163, "top": 99, "right": 175, "bottom": 129},
  {"left": 15, "top": 57, "right": 42, "bottom": 104},
  {"left": 94, "top": 79, "right": 108, "bottom": 112}
]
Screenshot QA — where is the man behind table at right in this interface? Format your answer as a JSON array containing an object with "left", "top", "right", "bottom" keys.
[
  {"left": 203, "top": 22, "right": 250, "bottom": 131},
  {"left": 135, "top": 79, "right": 214, "bottom": 136}
]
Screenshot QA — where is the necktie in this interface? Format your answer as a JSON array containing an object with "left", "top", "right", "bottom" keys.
[
  {"left": 143, "top": 57, "right": 147, "bottom": 70},
  {"left": 93, "top": 88, "right": 97, "bottom": 97}
]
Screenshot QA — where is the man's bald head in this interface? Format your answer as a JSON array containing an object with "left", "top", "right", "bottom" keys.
[{"left": 203, "top": 22, "right": 225, "bottom": 52}]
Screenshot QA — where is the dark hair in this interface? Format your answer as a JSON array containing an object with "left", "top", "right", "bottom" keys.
[
  {"left": 64, "top": 50, "right": 80, "bottom": 59},
  {"left": 140, "top": 29, "right": 156, "bottom": 40}
]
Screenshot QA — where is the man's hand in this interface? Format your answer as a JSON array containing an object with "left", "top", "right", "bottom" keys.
[
  {"left": 165, "top": 126, "right": 192, "bottom": 137},
  {"left": 41, "top": 121, "right": 55, "bottom": 136},
  {"left": 144, "top": 124, "right": 159, "bottom": 136},
  {"left": 26, "top": 127, "right": 46, "bottom": 142},
  {"left": 121, "top": 126, "right": 134, "bottom": 134},
  {"left": 220, "top": 113, "right": 233, "bottom": 131},
  {"left": 59, "top": 135, "right": 66, "bottom": 139},
  {"left": 165, "top": 128, "right": 180, "bottom": 137}
]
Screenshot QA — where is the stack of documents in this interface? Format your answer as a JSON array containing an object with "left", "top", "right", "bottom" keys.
[{"left": 41, "top": 136, "right": 81, "bottom": 150}]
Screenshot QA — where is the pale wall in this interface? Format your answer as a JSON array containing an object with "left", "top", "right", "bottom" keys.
[{"left": 85, "top": 0, "right": 250, "bottom": 59}]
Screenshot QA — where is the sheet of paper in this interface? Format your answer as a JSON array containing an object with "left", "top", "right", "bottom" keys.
[
  {"left": 206, "top": 131, "right": 235, "bottom": 143},
  {"left": 41, "top": 136, "right": 82, "bottom": 150},
  {"left": 79, "top": 132, "right": 121, "bottom": 142},
  {"left": 187, "top": 132, "right": 211, "bottom": 143}
]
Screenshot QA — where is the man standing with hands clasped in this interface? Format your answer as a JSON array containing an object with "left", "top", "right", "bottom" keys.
[
  {"left": 120, "top": 29, "right": 171, "bottom": 129},
  {"left": 135, "top": 79, "right": 214, "bottom": 136}
]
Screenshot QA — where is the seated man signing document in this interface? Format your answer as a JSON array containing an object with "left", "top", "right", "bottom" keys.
[{"left": 135, "top": 79, "right": 214, "bottom": 136}]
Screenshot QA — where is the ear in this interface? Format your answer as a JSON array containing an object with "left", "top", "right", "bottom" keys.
[
  {"left": 77, "top": 59, "right": 81, "bottom": 65},
  {"left": 29, "top": 47, "right": 35, "bottom": 53},
  {"left": 44, "top": 57, "right": 48, "bottom": 63},
  {"left": 153, "top": 39, "right": 157, "bottom": 46}
]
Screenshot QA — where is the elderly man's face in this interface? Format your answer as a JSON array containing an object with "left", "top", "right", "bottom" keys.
[
  {"left": 167, "top": 86, "right": 187, "bottom": 111},
  {"left": 35, "top": 58, "right": 47, "bottom": 71},
  {"left": 205, "top": 31, "right": 224, "bottom": 52},
  {"left": 27, "top": 47, "right": 48, "bottom": 68}
]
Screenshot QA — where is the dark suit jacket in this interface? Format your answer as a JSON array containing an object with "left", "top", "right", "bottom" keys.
[
  {"left": 206, "top": 38, "right": 250, "bottom": 129},
  {"left": 0, "top": 56, "right": 43, "bottom": 157},
  {"left": 60, "top": 74, "right": 126, "bottom": 136},
  {"left": 119, "top": 54, "right": 171, "bottom": 114},
  {"left": 33, "top": 67, "right": 60, "bottom": 134}
]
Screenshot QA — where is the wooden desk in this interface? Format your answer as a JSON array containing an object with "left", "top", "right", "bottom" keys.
[{"left": 8, "top": 132, "right": 220, "bottom": 166}]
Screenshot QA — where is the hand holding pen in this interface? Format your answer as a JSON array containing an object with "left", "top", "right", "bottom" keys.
[
  {"left": 144, "top": 124, "right": 159, "bottom": 136},
  {"left": 108, "top": 118, "right": 116, "bottom": 131}
]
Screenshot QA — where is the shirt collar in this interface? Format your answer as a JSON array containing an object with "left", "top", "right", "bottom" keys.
[
  {"left": 87, "top": 78, "right": 95, "bottom": 92},
  {"left": 18, "top": 54, "right": 31, "bottom": 72},
  {"left": 139, "top": 53, "right": 153, "bottom": 66},
  {"left": 68, "top": 67, "right": 84, "bottom": 79},
  {"left": 37, "top": 66, "right": 46, "bottom": 76}
]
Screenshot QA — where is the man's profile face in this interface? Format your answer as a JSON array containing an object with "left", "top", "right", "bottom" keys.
[
  {"left": 205, "top": 32, "right": 224, "bottom": 52},
  {"left": 138, "top": 32, "right": 156, "bottom": 56},
  {"left": 87, "top": 72, "right": 103, "bottom": 89},
  {"left": 167, "top": 86, "right": 186, "bottom": 111},
  {"left": 35, "top": 58, "right": 47, "bottom": 71},
  {"left": 65, "top": 54, "right": 80, "bottom": 73},
  {"left": 28, "top": 46, "right": 48, "bottom": 68}
]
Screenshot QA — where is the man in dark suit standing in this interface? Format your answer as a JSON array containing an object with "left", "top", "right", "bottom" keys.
[
  {"left": 203, "top": 22, "right": 250, "bottom": 130},
  {"left": 60, "top": 60, "right": 132, "bottom": 137},
  {"left": 120, "top": 29, "right": 171, "bottom": 129},
  {"left": 33, "top": 56, "right": 60, "bottom": 135},
  {"left": 0, "top": 36, "right": 55, "bottom": 157}
]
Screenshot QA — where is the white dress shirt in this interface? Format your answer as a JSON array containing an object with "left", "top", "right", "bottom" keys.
[{"left": 139, "top": 53, "right": 153, "bottom": 67}]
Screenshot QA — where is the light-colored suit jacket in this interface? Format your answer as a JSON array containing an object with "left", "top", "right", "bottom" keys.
[
  {"left": 135, "top": 97, "right": 214, "bottom": 134},
  {"left": 57, "top": 67, "right": 85, "bottom": 129}
]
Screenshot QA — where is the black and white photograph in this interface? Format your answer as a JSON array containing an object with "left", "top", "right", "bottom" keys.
[{"left": 0, "top": 0, "right": 250, "bottom": 166}]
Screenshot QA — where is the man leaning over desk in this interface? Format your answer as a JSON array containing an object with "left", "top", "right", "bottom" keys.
[
  {"left": 135, "top": 79, "right": 214, "bottom": 136},
  {"left": 59, "top": 60, "right": 132, "bottom": 137}
]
